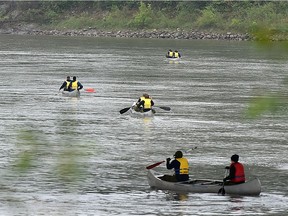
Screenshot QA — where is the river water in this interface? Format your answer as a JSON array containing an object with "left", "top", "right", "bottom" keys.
[{"left": 0, "top": 34, "right": 287, "bottom": 216}]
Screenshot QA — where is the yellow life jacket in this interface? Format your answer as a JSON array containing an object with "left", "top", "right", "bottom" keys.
[
  {"left": 175, "top": 157, "right": 189, "bottom": 175},
  {"left": 174, "top": 52, "right": 179, "bottom": 58},
  {"left": 71, "top": 81, "right": 78, "bottom": 90},
  {"left": 65, "top": 81, "right": 71, "bottom": 89},
  {"left": 143, "top": 98, "right": 152, "bottom": 109},
  {"left": 168, "top": 51, "right": 173, "bottom": 57}
]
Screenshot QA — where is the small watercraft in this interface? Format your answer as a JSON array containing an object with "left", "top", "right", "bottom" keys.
[
  {"left": 62, "top": 90, "right": 80, "bottom": 97},
  {"left": 147, "top": 169, "right": 261, "bottom": 196}
]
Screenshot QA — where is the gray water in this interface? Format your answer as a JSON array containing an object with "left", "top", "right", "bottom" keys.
[{"left": 0, "top": 34, "right": 287, "bottom": 216}]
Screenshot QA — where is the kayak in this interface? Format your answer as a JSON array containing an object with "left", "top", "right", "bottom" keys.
[
  {"left": 129, "top": 105, "right": 155, "bottom": 117},
  {"left": 62, "top": 90, "right": 80, "bottom": 97},
  {"left": 147, "top": 169, "right": 261, "bottom": 196}
]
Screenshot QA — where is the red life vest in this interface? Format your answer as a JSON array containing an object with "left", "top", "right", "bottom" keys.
[{"left": 231, "top": 162, "right": 245, "bottom": 183}]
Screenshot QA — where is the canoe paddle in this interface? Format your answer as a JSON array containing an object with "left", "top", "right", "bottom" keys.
[
  {"left": 119, "top": 107, "right": 131, "bottom": 114},
  {"left": 218, "top": 169, "right": 228, "bottom": 195},
  {"left": 120, "top": 106, "right": 171, "bottom": 114},
  {"left": 155, "top": 106, "right": 171, "bottom": 111},
  {"left": 146, "top": 146, "right": 197, "bottom": 170},
  {"left": 146, "top": 161, "right": 165, "bottom": 169},
  {"left": 85, "top": 88, "right": 95, "bottom": 93}
]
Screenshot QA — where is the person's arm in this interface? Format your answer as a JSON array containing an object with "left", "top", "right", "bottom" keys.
[
  {"left": 137, "top": 100, "right": 144, "bottom": 108},
  {"left": 151, "top": 100, "right": 154, "bottom": 106},
  {"left": 224, "top": 165, "right": 236, "bottom": 181},
  {"left": 77, "top": 81, "right": 83, "bottom": 90},
  {"left": 166, "top": 159, "right": 179, "bottom": 170},
  {"left": 59, "top": 82, "right": 65, "bottom": 90}
]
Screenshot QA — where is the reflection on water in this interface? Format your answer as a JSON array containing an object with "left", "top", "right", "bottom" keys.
[{"left": 0, "top": 35, "right": 287, "bottom": 215}]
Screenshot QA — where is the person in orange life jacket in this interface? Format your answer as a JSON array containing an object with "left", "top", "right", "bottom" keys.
[
  {"left": 136, "top": 93, "right": 154, "bottom": 112},
  {"left": 59, "top": 76, "right": 71, "bottom": 91},
  {"left": 68, "top": 76, "right": 83, "bottom": 91},
  {"left": 173, "top": 50, "right": 181, "bottom": 58},
  {"left": 223, "top": 154, "right": 246, "bottom": 184},
  {"left": 166, "top": 49, "right": 174, "bottom": 58},
  {"left": 160, "top": 150, "right": 189, "bottom": 182}
]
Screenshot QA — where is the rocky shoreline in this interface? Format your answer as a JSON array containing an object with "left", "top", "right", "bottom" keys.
[{"left": 0, "top": 24, "right": 250, "bottom": 41}]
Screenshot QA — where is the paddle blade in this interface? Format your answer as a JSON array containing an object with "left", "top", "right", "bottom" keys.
[
  {"left": 85, "top": 88, "right": 95, "bottom": 93},
  {"left": 146, "top": 161, "right": 165, "bottom": 169},
  {"left": 119, "top": 107, "right": 130, "bottom": 114},
  {"left": 158, "top": 106, "right": 171, "bottom": 111},
  {"left": 218, "top": 184, "right": 225, "bottom": 195}
]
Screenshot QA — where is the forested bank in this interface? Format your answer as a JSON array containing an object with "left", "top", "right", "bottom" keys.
[{"left": 0, "top": 1, "right": 288, "bottom": 40}]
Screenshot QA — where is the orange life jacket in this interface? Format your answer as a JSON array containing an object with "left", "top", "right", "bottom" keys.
[{"left": 231, "top": 162, "right": 245, "bottom": 183}]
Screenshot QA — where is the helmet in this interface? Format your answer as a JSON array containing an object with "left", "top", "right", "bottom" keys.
[
  {"left": 174, "top": 151, "right": 183, "bottom": 158},
  {"left": 231, "top": 154, "right": 239, "bottom": 162}
]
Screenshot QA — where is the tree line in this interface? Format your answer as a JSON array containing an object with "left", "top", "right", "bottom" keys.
[{"left": 0, "top": 1, "right": 288, "bottom": 39}]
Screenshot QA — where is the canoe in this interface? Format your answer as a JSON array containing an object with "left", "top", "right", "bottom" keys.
[
  {"left": 147, "top": 169, "right": 261, "bottom": 196},
  {"left": 128, "top": 103, "right": 155, "bottom": 117},
  {"left": 62, "top": 90, "right": 80, "bottom": 98},
  {"left": 166, "top": 57, "right": 181, "bottom": 61}
]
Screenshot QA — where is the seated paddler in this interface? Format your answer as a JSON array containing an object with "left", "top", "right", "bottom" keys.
[
  {"left": 223, "top": 154, "right": 246, "bottom": 185},
  {"left": 166, "top": 49, "right": 174, "bottom": 58},
  {"left": 59, "top": 76, "right": 71, "bottom": 91},
  {"left": 160, "top": 150, "right": 189, "bottom": 182},
  {"left": 135, "top": 93, "right": 154, "bottom": 112},
  {"left": 68, "top": 76, "right": 83, "bottom": 92}
]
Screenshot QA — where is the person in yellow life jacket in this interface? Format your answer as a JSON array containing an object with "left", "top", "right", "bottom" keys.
[
  {"left": 223, "top": 154, "right": 246, "bottom": 184},
  {"left": 160, "top": 150, "right": 189, "bottom": 182},
  {"left": 136, "top": 93, "right": 154, "bottom": 112},
  {"left": 59, "top": 76, "right": 71, "bottom": 91},
  {"left": 173, "top": 50, "right": 181, "bottom": 58},
  {"left": 166, "top": 49, "right": 174, "bottom": 58},
  {"left": 68, "top": 76, "right": 83, "bottom": 92}
]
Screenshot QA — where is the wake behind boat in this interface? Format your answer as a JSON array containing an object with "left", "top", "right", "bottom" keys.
[
  {"left": 147, "top": 169, "right": 261, "bottom": 196},
  {"left": 61, "top": 90, "right": 80, "bottom": 98}
]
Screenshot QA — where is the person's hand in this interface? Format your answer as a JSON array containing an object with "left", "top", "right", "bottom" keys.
[
  {"left": 225, "top": 166, "right": 230, "bottom": 169},
  {"left": 166, "top": 158, "right": 171, "bottom": 162}
]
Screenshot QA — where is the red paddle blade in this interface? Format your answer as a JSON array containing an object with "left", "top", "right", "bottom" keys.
[
  {"left": 85, "top": 88, "right": 95, "bottom": 93},
  {"left": 146, "top": 161, "right": 165, "bottom": 169}
]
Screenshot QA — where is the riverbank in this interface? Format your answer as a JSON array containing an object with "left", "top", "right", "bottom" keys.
[{"left": 0, "top": 24, "right": 250, "bottom": 41}]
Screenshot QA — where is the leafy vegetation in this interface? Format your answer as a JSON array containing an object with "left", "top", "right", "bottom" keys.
[{"left": 1, "top": 1, "right": 288, "bottom": 39}]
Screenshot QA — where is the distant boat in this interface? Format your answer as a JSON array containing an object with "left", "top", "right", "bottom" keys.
[
  {"left": 62, "top": 90, "right": 80, "bottom": 97},
  {"left": 166, "top": 55, "right": 181, "bottom": 61}
]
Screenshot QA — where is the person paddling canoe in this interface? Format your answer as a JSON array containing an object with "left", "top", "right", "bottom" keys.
[
  {"left": 68, "top": 76, "right": 83, "bottom": 91},
  {"left": 135, "top": 93, "right": 154, "bottom": 112},
  {"left": 59, "top": 76, "right": 71, "bottom": 91},
  {"left": 223, "top": 154, "right": 246, "bottom": 185},
  {"left": 159, "top": 150, "right": 189, "bottom": 182}
]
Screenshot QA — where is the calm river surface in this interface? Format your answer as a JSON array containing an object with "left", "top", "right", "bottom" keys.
[{"left": 0, "top": 34, "right": 287, "bottom": 216}]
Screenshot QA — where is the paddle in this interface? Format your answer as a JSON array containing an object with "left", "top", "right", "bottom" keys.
[
  {"left": 218, "top": 169, "right": 228, "bottom": 195},
  {"left": 85, "top": 88, "right": 95, "bottom": 93},
  {"left": 119, "top": 107, "right": 131, "bottom": 114},
  {"left": 146, "top": 146, "right": 197, "bottom": 170},
  {"left": 155, "top": 106, "right": 171, "bottom": 111},
  {"left": 146, "top": 161, "right": 165, "bottom": 169}
]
